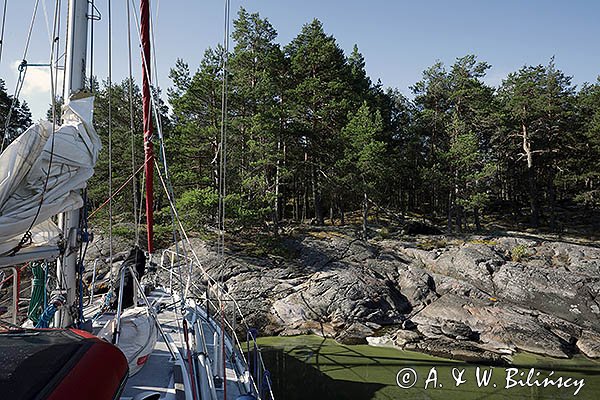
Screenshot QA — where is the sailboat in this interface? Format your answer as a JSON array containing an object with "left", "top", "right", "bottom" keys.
[{"left": 0, "top": 1, "right": 274, "bottom": 399}]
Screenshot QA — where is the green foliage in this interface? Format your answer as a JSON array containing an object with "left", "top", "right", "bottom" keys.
[
  {"left": 511, "top": 244, "right": 530, "bottom": 262},
  {"left": 175, "top": 187, "right": 219, "bottom": 230},
  {"left": 417, "top": 239, "right": 448, "bottom": 251},
  {"left": 411, "top": 55, "right": 497, "bottom": 230},
  {"left": 234, "top": 232, "right": 294, "bottom": 259},
  {"left": 377, "top": 227, "right": 390, "bottom": 239},
  {"left": 469, "top": 239, "right": 498, "bottom": 246},
  {"left": 339, "top": 102, "right": 386, "bottom": 191},
  {"left": 111, "top": 225, "right": 137, "bottom": 241},
  {"left": 79, "top": 8, "right": 600, "bottom": 240},
  {"left": 495, "top": 59, "right": 577, "bottom": 227},
  {"left": 0, "top": 78, "right": 32, "bottom": 147}
]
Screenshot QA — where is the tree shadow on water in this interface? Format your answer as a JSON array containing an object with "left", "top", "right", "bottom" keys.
[{"left": 262, "top": 346, "right": 386, "bottom": 400}]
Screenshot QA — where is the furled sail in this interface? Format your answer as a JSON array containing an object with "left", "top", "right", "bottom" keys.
[{"left": 0, "top": 95, "right": 100, "bottom": 255}]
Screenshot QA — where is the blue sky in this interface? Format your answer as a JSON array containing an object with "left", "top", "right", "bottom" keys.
[{"left": 1, "top": 0, "right": 599, "bottom": 120}]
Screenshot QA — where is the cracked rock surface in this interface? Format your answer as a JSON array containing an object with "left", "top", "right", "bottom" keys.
[{"left": 166, "top": 229, "right": 600, "bottom": 363}]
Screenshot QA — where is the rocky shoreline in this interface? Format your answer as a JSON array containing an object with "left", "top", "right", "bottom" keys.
[{"left": 88, "top": 226, "right": 600, "bottom": 364}]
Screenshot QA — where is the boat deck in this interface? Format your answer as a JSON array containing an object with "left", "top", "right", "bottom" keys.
[{"left": 87, "top": 288, "right": 251, "bottom": 400}]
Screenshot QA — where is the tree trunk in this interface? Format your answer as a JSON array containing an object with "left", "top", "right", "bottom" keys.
[
  {"left": 339, "top": 201, "right": 345, "bottom": 226},
  {"left": 447, "top": 192, "right": 453, "bottom": 232},
  {"left": 455, "top": 205, "right": 463, "bottom": 232},
  {"left": 293, "top": 192, "right": 298, "bottom": 221},
  {"left": 329, "top": 203, "right": 334, "bottom": 225},
  {"left": 292, "top": 177, "right": 298, "bottom": 221},
  {"left": 474, "top": 207, "right": 481, "bottom": 231},
  {"left": 522, "top": 123, "right": 539, "bottom": 227},
  {"left": 362, "top": 192, "right": 369, "bottom": 240},
  {"left": 548, "top": 169, "right": 557, "bottom": 231},
  {"left": 311, "top": 165, "right": 324, "bottom": 225},
  {"left": 274, "top": 136, "right": 282, "bottom": 224},
  {"left": 302, "top": 183, "right": 308, "bottom": 221}
]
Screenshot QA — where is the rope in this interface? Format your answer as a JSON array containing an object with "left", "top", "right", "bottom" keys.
[
  {"left": 35, "top": 294, "right": 65, "bottom": 329},
  {"left": 76, "top": 230, "right": 89, "bottom": 326},
  {"left": 27, "top": 262, "right": 46, "bottom": 325},
  {"left": 88, "top": 161, "right": 147, "bottom": 220},
  {"left": 43, "top": 261, "right": 48, "bottom": 309}
]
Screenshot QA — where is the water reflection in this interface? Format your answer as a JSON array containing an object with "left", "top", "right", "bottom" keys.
[
  {"left": 261, "top": 341, "right": 385, "bottom": 399},
  {"left": 257, "top": 336, "right": 600, "bottom": 400}
]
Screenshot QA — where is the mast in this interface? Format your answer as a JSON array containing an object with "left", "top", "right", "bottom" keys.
[
  {"left": 140, "top": 0, "right": 154, "bottom": 254},
  {"left": 56, "top": 0, "right": 89, "bottom": 327}
]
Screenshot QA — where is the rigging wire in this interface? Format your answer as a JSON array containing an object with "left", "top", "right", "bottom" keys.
[
  {"left": 48, "top": 0, "right": 69, "bottom": 294},
  {"left": 53, "top": 0, "right": 62, "bottom": 118},
  {"left": 88, "top": 1, "right": 101, "bottom": 92},
  {"left": 217, "top": 0, "right": 231, "bottom": 394},
  {"left": 146, "top": 0, "right": 186, "bottom": 270},
  {"left": 108, "top": 0, "right": 113, "bottom": 274},
  {"left": 149, "top": 0, "right": 161, "bottom": 135},
  {"left": 0, "top": 0, "right": 59, "bottom": 258},
  {"left": 154, "top": 163, "right": 265, "bottom": 396},
  {"left": 126, "top": 0, "right": 139, "bottom": 246},
  {"left": 1, "top": 0, "right": 41, "bottom": 151},
  {"left": 89, "top": 0, "right": 94, "bottom": 90},
  {"left": 147, "top": 0, "right": 189, "bottom": 304},
  {"left": 41, "top": 0, "right": 52, "bottom": 47},
  {"left": 0, "top": 0, "right": 7, "bottom": 65},
  {"left": 129, "top": 0, "right": 189, "bottom": 292},
  {"left": 217, "top": 0, "right": 231, "bottom": 264}
]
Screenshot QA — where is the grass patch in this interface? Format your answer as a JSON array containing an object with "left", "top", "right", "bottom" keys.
[
  {"left": 417, "top": 239, "right": 448, "bottom": 251},
  {"left": 377, "top": 227, "right": 391, "bottom": 239},
  {"left": 307, "top": 230, "right": 352, "bottom": 240},
  {"left": 469, "top": 239, "right": 498, "bottom": 246},
  {"left": 229, "top": 231, "right": 296, "bottom": 260},
  {"left": 511, "top": 244, "right": 530, "bottom": 262}
]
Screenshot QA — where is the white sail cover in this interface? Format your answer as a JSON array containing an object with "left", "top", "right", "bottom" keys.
[
  {"left": 0, "top": 95, "right": 100, "bottom": 255},
  {"left": 97, "top": 307, "right": 158, "bottom": 376}
]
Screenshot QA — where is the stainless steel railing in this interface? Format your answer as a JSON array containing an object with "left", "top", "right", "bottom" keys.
[{"left": 159, "top": 249, "right": 275, "bottom": 400}]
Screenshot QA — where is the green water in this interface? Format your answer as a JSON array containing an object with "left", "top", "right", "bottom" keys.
[{"left": 255, "top": 335, "right": 600, "bottom": 400}]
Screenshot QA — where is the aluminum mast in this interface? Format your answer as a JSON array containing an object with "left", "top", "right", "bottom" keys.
[{"left": 56, "top": 0, "right": 89, "bottom": 327}]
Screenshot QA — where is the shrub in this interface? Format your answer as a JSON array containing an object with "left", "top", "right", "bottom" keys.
[{"left": 511, "top": 244, "right": 529, "bottom": 262}]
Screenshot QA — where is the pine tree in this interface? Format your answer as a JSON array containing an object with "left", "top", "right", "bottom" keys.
[
  {"left": 285, "top": 19, "right": 354, "bottom": 224},
  {"left": 574, "top": 79, "right": 600, "bottom": 207},
  {"left": 0, "top": 78, "right": 32, "bottom": 148},
  {"left": 496, "top": 60, "right": 576, "bottom": 228},
  {"left": 167, "top": 49, "right": 225, "bottom": 227},
  {"left": 229, "top": 7, "right": 285, "bottom": 225},
  {"left": 339, "top": 102, "right": 386, "bottom": 238}
]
